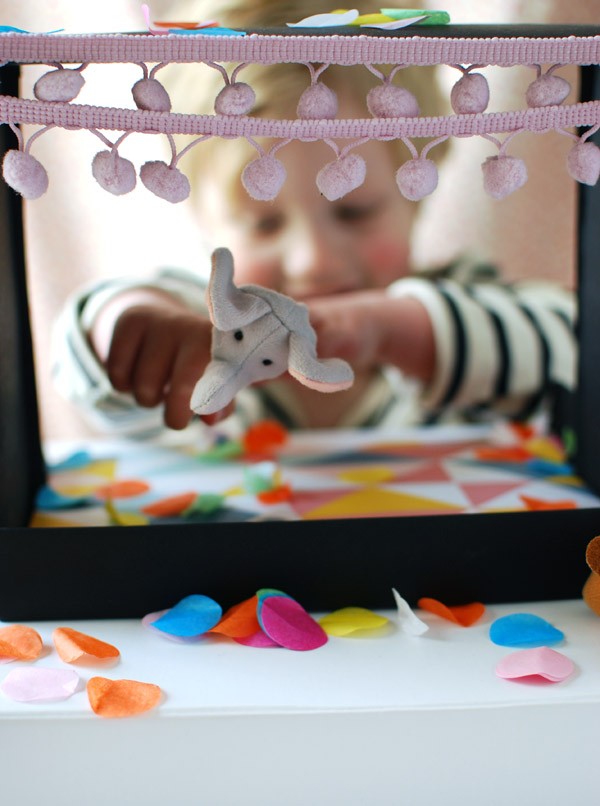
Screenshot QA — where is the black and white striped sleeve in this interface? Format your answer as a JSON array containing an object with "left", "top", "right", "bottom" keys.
[
  {"left": 50, "top": 269, "right": 209, "bottom": 435},
  {"left": 388, "top": 276, "right": 577, "bottom": 417}
]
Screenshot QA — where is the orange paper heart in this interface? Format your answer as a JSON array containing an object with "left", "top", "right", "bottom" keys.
[
  {"left": 95, "top": 479, "right": 150, "bottom": 499},
  {"left": 142, "top": 492, "right": 197, "bottom": 517},
  {"left": 209, "top": 596, "right": 260, "bottom": 638},
  {"left": 53, "top": 627, "right": 120, "bottom": 664},
  {"left": 87, "top": 677, "right": 162, "bottom": 718},
  {"left": 417, "top": 597, "right": 485, "bottom": 627},
  {"left": 520, "top": 494, "right": 576, "bottom": 511},
  {"left": 242, "top": 420, "right": 288, "bottom": 455},
  {"left": 476, "top": 446, "right": 531, "bottom": 463},
  {"left": 0, "top": 625, "right": 43, "bottom": 660},
  {"left": 257, "top": 483, "right": 292, "bottom": 504}
]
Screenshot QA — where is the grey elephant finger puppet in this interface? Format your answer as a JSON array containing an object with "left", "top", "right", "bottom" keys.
[{"left": 190, "top": 247, "right": 354, "bottom": 416}]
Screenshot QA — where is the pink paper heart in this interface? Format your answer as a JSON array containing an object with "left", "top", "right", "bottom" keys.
[
  {"left": 259, "top": 594, "right": 328, "bottom": 651},
  {"left": 0, "top": 667, "right": 80, "bottom": 703},
  {"left": 496, "top": 646, "right": 575, "bottom": 683},
  {"left": 234, "top": 630, "right": 280, "bottom": 648}
]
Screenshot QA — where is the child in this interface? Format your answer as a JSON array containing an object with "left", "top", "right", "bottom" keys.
[{"left": 52, "top": 0, "right": 576, "bottom": 438}]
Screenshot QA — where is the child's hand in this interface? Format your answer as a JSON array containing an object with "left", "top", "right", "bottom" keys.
[
  {"left": 106, "top": 306, "right": 217, "bottom": 429},
  {"left": 307, "top": 289, "right": 435, "bottom": 384},
  {"left": 88, "top": 290, "right": 225, "bottom": 429}
]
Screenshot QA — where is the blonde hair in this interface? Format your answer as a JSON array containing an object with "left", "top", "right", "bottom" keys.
[{"left": 162, "top": 1, "right": 449, "bottom": 200}]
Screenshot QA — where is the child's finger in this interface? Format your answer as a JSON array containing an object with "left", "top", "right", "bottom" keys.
[
  {"left": 105, "top": 315, "right": 148, "bottom": 393},
  {"left": 130, "top": 328, "right": 178, "bottom": 408},
  {"left": 200, "top": 404, "right": 235, "bottom": 426},
  {"left": 163, "top": 340, "right": 211, "bottom": 430}
]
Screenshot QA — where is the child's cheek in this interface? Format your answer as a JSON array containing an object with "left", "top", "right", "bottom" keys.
[
  {"left": 360, "top": 239, "right": 411, "bottom": 286},
  {"left": 231, "top": 256, "right": 278, "bottom": 289}
]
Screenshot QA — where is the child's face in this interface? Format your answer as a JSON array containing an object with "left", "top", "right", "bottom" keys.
[{"left": 198, "top": 135, "right": 416, "bottom": 301}]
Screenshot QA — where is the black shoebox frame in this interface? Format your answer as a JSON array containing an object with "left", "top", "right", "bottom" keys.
[{"left": 1, "top": 31, "right": 599, "bottom": 620}]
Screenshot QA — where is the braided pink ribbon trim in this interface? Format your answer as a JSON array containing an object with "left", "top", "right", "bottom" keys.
[
  {"left": 1, "top": 32, "right": 599, "bottom": 66},
  {"left": 0, "top": 32, "right": 598, "bottom": 203}
]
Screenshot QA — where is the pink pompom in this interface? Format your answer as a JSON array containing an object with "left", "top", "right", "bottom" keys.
[
  {"left": 33, "top": 68, "right": 85, "bottom": 102},
  {"left": 92, "top": 150, "right": 137, "bottom": 195},
  {"left": 132, "top": 78, "right": 171, "bottom": 112},
  {"left": 241, "top": 155, "right": 287, "bottom": 201},
  {"left": 567, "top": 141, "right": 600, "bottom": 186},
  {"left": 482, "top": 155, "right": 528, "bottom": 200},
  {"left": 450, "top": 72, "right": 489, "bottom": 114},
  {"left": 297, "top": 82, "right": 338, "bottom": 119},
  {"left": 316, "top": 154, "right": 367, "bottom": 201},
  {"left": 367, "top": 84, "right": 419, "bottom": 118},
  {"left": 2, "top": 149, "right": 49, "bottom": 200},
  {"left": 396, "top": 159, "right": 438, "bottom": 201},
  {"left": 214, "top": 82, "right": 255, "bottom": 116},
  {"left": 526, "top": 74, "right": 571, "bottom": 107},
  {"left": 140, "top": 161, "right": 190, "bottom": 203}
]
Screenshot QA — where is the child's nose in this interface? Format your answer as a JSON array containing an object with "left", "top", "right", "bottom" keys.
[{"left": 282, "top": 223, "right": 349, "bottom": 295}]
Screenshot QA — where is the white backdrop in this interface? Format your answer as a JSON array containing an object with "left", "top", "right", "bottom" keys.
[{"left": 0, "top": 0, "right": 596, "bottom": 438}]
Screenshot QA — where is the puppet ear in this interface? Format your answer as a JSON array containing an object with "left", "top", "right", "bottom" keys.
[
  {"left": 287, "top": 332, "right": 354, "bottom": 392},
  {"left": 207, "top": 247, "right": 271, "bottom": 330}
]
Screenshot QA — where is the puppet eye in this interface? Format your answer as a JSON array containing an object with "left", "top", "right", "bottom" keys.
[
  {"left": 262, "top": 359, "right": 273, "bottom": 366},
  {"left": 234, "top": 330, "right": 244, "bottom": 341}
]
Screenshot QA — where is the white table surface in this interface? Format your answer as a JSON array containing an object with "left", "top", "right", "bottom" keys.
[{"left": 2, "top": 598, "right": 599, "bottom": 805}]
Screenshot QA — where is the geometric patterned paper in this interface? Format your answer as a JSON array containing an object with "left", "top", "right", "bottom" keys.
[{"left": 33, "top": 425, "right": 600, "bottom": 526}]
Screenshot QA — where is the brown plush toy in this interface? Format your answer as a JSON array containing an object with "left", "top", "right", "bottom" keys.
[{"left": 583, "top": 536, "right": 600, "bottom": 616}]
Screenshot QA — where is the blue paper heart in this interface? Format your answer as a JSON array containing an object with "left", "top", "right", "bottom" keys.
[
  {"left": 152, "top": 594, "right": 222, "bottom": 637},
  {"left": 489, "top": 613, "right": 564, "bottom": 647},
  {"left": 36, "top": 485, "right": 94, "bottom": 510}
]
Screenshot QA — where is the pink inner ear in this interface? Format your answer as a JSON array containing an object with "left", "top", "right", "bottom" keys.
[
  {"left": 206, "top": 293, "right": 216, "bottom": 324},
  {"left": 288, "top": 368, "right": 352, "bottom": 393}
]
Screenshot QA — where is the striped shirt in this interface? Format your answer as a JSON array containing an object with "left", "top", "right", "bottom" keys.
[{"left": 51, "top": 262, "right": 576, "bottom": 437}]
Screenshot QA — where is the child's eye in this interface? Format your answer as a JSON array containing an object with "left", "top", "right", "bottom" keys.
[
  {"left": 253, "top": 212, "right": 285, "bottom": 236},
  {"left": 334, "top": 202, "right": 380, "bottom": 223}
]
